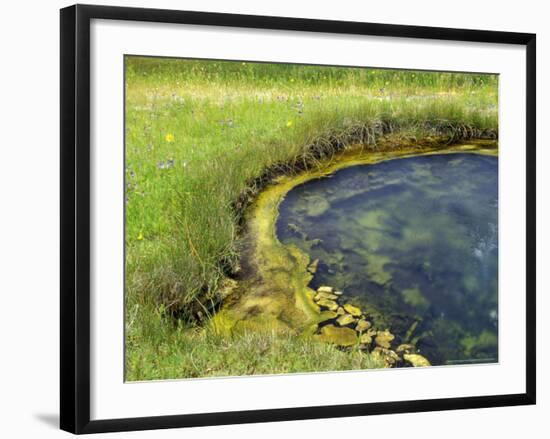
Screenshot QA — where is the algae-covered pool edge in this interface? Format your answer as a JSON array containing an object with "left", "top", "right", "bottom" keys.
[{"left": 212, "top": 141, "right": 498, "bottom": 368}]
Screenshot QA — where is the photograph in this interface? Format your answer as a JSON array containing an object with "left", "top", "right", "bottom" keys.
[
  {"left": 0, "top": 0, "right": 542, "bottom": 436},
  {"left": 124, "top": 56, "right": 499, "bottom": 381}
]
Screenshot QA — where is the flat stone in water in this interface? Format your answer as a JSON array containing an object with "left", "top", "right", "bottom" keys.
[
  {"left": 314, "top": 291, "right": 339, "bottom": 301},
  {"left": 336, "top": 314, "right": 356, "bottom": 327},
  {"left": 355, "top": 319, "right": 372, "bottom": 332},
  {"left": 318, "top": 310, "right": 338, "bottom": 323},
  {"left": 373, "top": 347, "right": 400, "bottom": 367},
  {"left": 317, "top": 298, "right": 338, "bottom": 312},
  {"left": 343, "top": 304, "right": 362, "bottom": 317},
  {"left": 360, "top": 333, "right": 373, "bottom": 344},
  {"left": 317, "top": 325, "right": 358, "bottom": 347},
  {"left": 375, "top": 330, "right": 395, "bottom": 349},
  {"left": 404, "top": 353, "right": 431, "bottom": 367},
  {"left": 396, "top": 343, "right": 416, "bottom": 354}
]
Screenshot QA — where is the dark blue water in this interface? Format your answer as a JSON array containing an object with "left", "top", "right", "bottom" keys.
[{"left": 277, "top": 154, "right": 498, "bottom": 365}]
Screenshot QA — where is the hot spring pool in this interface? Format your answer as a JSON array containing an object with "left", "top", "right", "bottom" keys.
[{"left": 276, "top": 153, "right": 498, "bottom": 365}]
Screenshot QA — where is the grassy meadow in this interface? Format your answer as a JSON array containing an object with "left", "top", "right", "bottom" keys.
[{"left": 125, "top": 56, "right": 498, "bottom": 380}]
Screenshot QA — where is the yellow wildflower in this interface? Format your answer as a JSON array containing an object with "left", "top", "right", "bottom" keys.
[
  {"left": 165, "top": 133, "right": 174, "bottom": 142},
  {"left": 137, "top": 231, "right": 143, "bottom": 241},
  {"left": 286, "top": 120, "right": 293, "bottom": 128}
]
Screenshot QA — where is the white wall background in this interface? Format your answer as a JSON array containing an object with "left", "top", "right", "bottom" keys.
[{"left": 0, "top": 0, "right": 546, "bottom": 437}]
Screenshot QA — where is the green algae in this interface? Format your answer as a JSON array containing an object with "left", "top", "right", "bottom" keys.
[
  {"left": 213, "top": 140, "right": 498, "bottom": 341},
  {"left": 401, "top": 286, "right": 431, "bottom": 312}
]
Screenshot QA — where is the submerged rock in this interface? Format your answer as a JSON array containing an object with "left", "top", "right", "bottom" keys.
[
  {"left": 317, "top": 325, "right": 358, "bottom": 347},
  {"left": 317, "top": 298, "right": 339, "bottom": 312},
  {"left": 343, "top": 303, "right": 362, "bottom": 317},
  {"left": 305, "top": 197, "right": 330, "bottom": 217},
  {"left": 309, "top": 238, "right": 323, "bottom": 248},
  {"left": 360, "top": 332, "right": 373, "bottom": 345},
  {"left": 314, "top": 291, "right": 339, "bottom": 302},
  {"left": 403, "top": 354, "right": 431, "bottom": 367},
  {"left": 333, "top": 290, "right": 343, "bottom": 296},
  {"left": 373, "top": 347, "right": 400, "bottom": 367},
  {"left": 355, "top": 319, "right": 372, "bottom": 333},
  {"left": 318, "top": 310, "right": 338, "bottom": 323},
  {"left": 396, "top": 343, "right": 416, "bottom": 355},
  {"left": 336, "top": 314, "right": 356, "bottom": 327},
  {"left": 375, "top": 330, "right": 395, "bottom": 349}
]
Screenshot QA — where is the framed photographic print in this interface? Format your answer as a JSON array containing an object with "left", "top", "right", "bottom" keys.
[{"left": 60, "top": 4, "right": 536, "bottom": 434}]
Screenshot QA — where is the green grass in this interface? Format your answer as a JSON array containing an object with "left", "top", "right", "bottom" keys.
[
  {"left": 126, "top": 314, "right": 384, "bottom": 380},
  {"left": 124, "top": 56, "right": 498, "bottom": 380}
]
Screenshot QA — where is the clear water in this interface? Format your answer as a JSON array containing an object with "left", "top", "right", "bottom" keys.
[{"left": 277, "top": 154, "right": 498, "bottom": 365}]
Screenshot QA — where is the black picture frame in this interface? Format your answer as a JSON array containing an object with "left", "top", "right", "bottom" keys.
[{"left": 60, "top": 4, "right": 536, "bottom": 434}]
